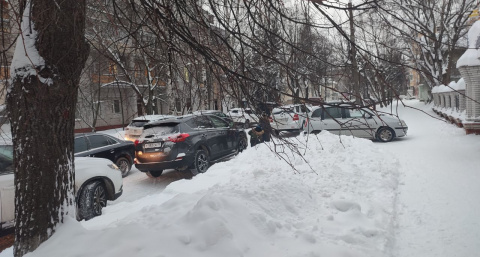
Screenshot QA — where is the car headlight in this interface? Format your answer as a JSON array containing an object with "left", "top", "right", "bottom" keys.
[{"left": 108, "top": 164, "right": 120, "bottom": 170}]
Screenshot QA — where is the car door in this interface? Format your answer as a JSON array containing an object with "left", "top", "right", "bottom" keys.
[
  {"left": 188, "top": 116, "right": 221, "bottom": 159},
  {"left": 85, "top": 134, "right": 117, "bottom": 162},
  {"left": 208, "top": 115, "right": 235, "bottom": 155},
  {"left": 344, "top": 108, "right": 376, "bottom": 138},
  {"left": 306, "top": 108, "right": 323, "bottom": 133},
  {"left": 321, "top": 107, "right": 345, "bottom": 135}
]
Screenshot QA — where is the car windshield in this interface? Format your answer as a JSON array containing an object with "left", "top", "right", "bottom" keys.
[{"left": 0, "top": 145, "right": 13, "bottom": 175}]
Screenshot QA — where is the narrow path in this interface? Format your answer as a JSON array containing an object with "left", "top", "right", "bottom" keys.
[{"left": 379, "top": 101, "right": 480, "bottom": 257}]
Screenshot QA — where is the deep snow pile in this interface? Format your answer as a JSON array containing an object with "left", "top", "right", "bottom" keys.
[{"left": 3, "top": 132, "right": 400, "bottom": 257}]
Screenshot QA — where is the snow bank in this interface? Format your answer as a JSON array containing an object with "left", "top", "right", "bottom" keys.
[
  {"left": 457, "top": 20, "right": 480, "bottom": 68},
  {"left": 431, "top": 78, "right": 466, "bottom": 94},
  {"left": 11, "top": 132, "right": 400, "bottom": 257}
]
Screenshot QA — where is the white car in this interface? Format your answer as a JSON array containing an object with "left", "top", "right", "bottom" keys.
[
  {"left": 227, "top": 108, "right": 259, "bottom": 128},
  {"left": 270, "top": 104, "right": 311, "bottom": 132},
  {"left": 0, "top": 145, "right": 123, "bottom": 227},
  {"left": 125, "top": 115, "right": 174, "bottom": 141},
  {"left": 304, "top": 104, "right": 408, "bottom": 142}
]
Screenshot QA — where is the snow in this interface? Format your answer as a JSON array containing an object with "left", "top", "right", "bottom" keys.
[
  {"left": 431, "top": 78, "right": 465, "bottom": 93},
  {"left": 457, "top": 20, "right": 480, "bottom": 68},
  {"left": 1, "top": 100, "right": 480, "bottom": 257},
  {"left": 10, "top": 1, "right": 51, "bottom": 85}
]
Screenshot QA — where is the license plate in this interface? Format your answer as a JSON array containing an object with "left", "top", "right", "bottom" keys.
[{"left": 144, "top": 142, "right": 163, "bottom": 148}]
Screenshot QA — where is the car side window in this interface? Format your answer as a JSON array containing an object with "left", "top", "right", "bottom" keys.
[
  {"left": 105, "top": 135, "right": 119, "bottom": 145},
  {"left": 311, "top": 108, "right": 323, "bottom": 118},
  {"left": 189, "top": 116, "right": 213, "bottom": 129},
  {"left": 87, "top": 135, "right": 110, "bottom": 149},
  {"left": 74, "top": 137, "right": 88, "bottom": 153},
  {"left": 349, "top": 109, "right": 364, "bottom": 118},
  {"left": 324, "top": 107, "right": 342, "bottom": 120},
  {"left": 208, "top": 115, "right": 229, "bottom": 128}
]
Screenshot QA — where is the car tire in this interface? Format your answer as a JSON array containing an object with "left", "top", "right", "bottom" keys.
[
  {"left": 146, "top": 170, "right": 163, "bottom": 178},
  {"left": 115, "top": 157, "right": 131, "bottom": 177},
  {"left": 237, "top": 135, "right": 247, "bottom": 153},
  {"left": 191, "top": 149, "right": 209, "bottom": 175},
  {"left": 78, "top": 181, "right": 107, "bottom": 221},
  {"left": 376, "top": 127, "right": 395, "bottom": 142}
]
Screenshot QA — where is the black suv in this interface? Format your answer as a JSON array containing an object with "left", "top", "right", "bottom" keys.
[
  {"left": 134, "top": 114, "right": 248, "bottom": 177},
  {"left": 74, "top": 133, "right": 135, "bottom": 177}
]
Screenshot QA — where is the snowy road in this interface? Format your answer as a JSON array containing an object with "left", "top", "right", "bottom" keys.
[{"left": 378, "top": 101, "right": 480, "bottom": 257}]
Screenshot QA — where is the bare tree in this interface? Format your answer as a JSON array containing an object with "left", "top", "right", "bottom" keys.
[
  {"left": 7, "top": 0, "right": 89, "bottom": 255},
  {"left": 377, "top": 0, "right": 478, "bottom": 88}
]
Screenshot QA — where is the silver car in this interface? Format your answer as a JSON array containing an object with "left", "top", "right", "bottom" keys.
[{"left": 304, "top": 105, "right": 408, "bottom": 142}]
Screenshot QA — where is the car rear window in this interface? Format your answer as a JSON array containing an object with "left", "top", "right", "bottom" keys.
[
  {"left": 129, "top": 120, "right": 149, "bottom": 127},
  {"left": 273, "top": 108, "right": 294, "bottom": 115},
  {"left": 144, "top": 123, "right": 180, "bottom": 137}
]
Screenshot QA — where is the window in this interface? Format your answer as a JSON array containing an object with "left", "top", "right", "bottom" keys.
[
  {"left": 323, "top": 107, "right": 342, "bottom": 119},
  {"left": 187, "top": 116, "right": 213, "bottom": 129},
  {"left": 311, "top": 108, "right": 323, "bottom": 118},
  {"left": 300, "top": 105, "right": 310, "bottom": 113},
  {"left": 74, "top": 137, "right": 88, "bottom": 153},
  {"left": 87, "top": 135, "right": 110, "bottom": 149},
  {"left": 348, "top": 109, "right": 364, "bottom": 118},
  {"left": 113, "top": 100, "right": 120, "bottom": 114},
  {"left": 208, "top": 115, "right": 229, "bottom": 128}
]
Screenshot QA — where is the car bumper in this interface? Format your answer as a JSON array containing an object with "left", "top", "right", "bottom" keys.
[
  {"left": 271, "top": 122, "right": 303, "bottom": 131},
  {"left": 113, "top": 187, "right": 123, "bottom": 200},
  {"left": 394, "top": 126, "right": 408, "bottom": 137},
  {"left": 135, "top": 157, "right": 191, "bottom": 172}
]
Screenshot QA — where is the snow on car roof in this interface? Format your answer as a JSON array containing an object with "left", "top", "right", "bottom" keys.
[{"left": 132, "top": 115, "right": 174, "bottom": 121}]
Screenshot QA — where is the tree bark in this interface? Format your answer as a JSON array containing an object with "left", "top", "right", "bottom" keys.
[{"left": 7, "top": 0, "right": 89, "bottom": 256}]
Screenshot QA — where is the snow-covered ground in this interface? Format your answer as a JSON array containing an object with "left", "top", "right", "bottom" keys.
[{"left": 1, "top": 100, "right": 479, "bottom": 257}]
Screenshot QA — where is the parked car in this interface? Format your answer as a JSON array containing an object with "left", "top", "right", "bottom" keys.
[
  {"left": 270, "top": 104, "right": 311, "bottom": 133},
  {"left": 192, "top": 110, "right": 234, "bottom": 126},
  {"left": 125, "top": 115, "right": 175, "bottom": 141},
  {"left": 0, "top": 145, "right": 123, "bottom": 225},
  {"left": 304, "top": 104, "right": 408, "bottom": 142},
  {"left": 227, "top": 108, "right": 259, "bottom": 128},
  {"left": 75, "top": 133, "right": 135, "bottom": 177},
  {"left": 134, "top": 114, "right": 248, "bottom": 178}
]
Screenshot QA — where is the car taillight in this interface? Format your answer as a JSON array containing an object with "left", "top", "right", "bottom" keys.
[
  {"left": 293, "top": 114, "right": 299, "bottom": 121},
  {"left": 134, "top": 139, "right": 142, "bottom": 147},
  {"left": 168, "top": 133, "right": 190, "bottom": 143},
  {"left": 269, "top": 116, "right": 273, "bottom": 122}
]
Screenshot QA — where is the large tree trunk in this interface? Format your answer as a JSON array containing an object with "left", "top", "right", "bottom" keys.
[{"left": 7, "top": 0, "right": 89, "bottom": 256}]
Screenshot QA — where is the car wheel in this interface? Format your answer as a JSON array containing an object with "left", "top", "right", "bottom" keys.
[
  {"left": 238, "top": 136, "right": 247, "bottom": 152},
  {"left": 78, "top": 181, "right": 107, "bottom": 221},
  {"left": 146, "top": 170, "right": 163, "bottom": 178},
  {"left": 376, "top": 127, "right": 395, "bottom": 142},
  {"left": 191, "top": 149, "right": 209, "bottom": 175},
  {"left": 115, "top": 157, "right": 131, "bottom": 177}
]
